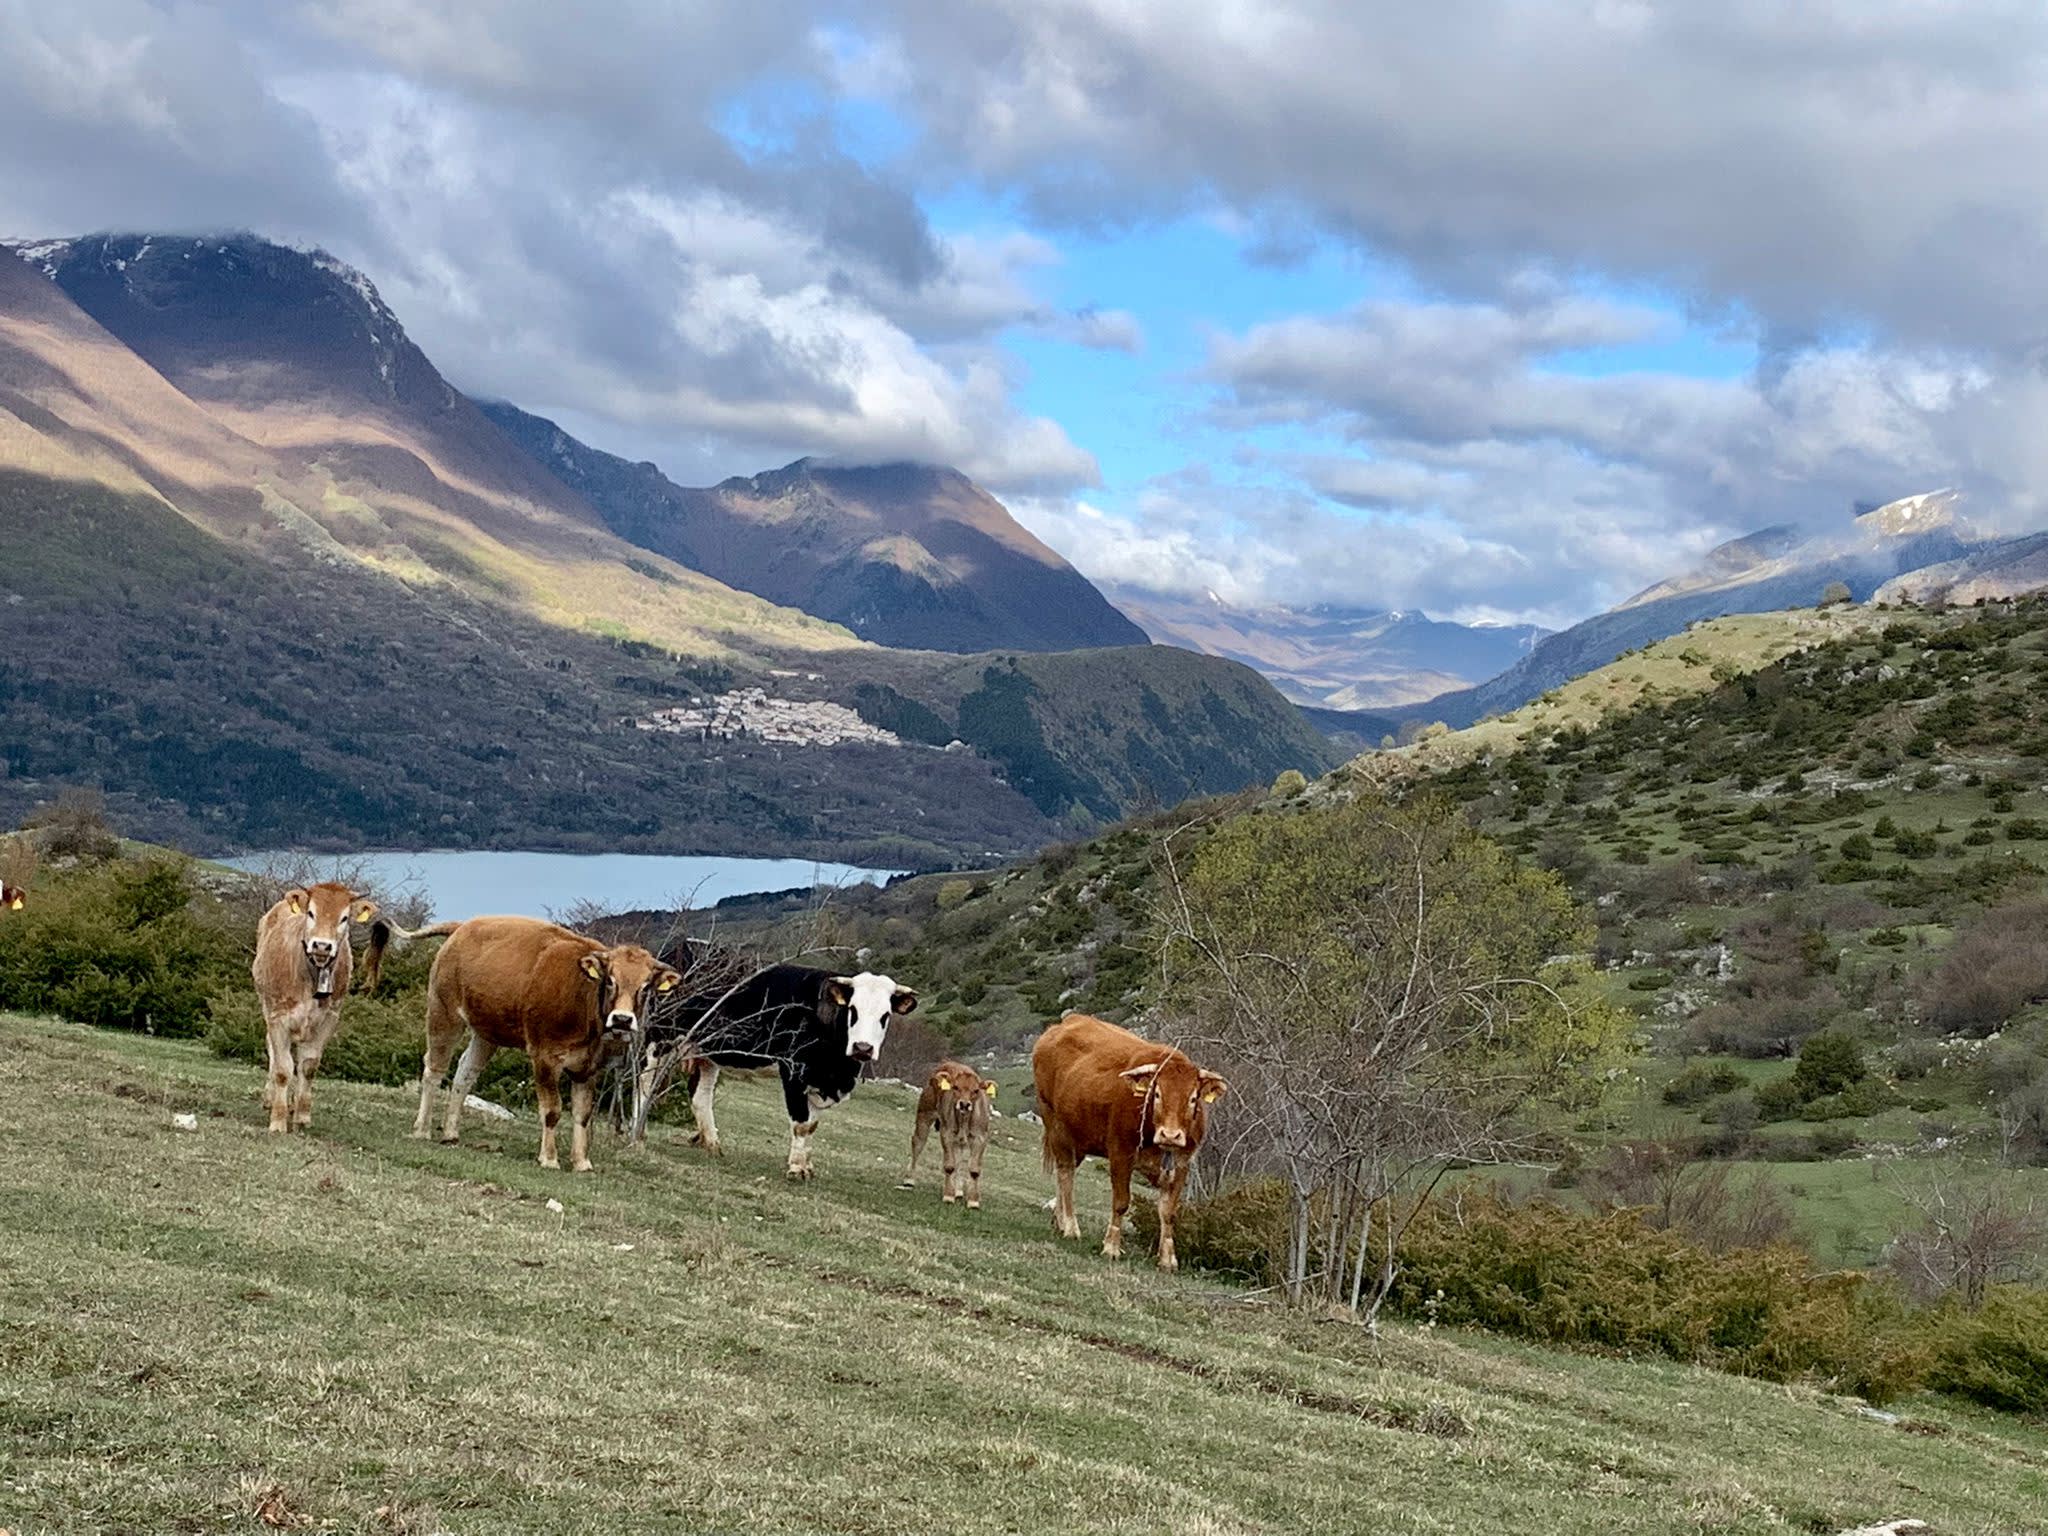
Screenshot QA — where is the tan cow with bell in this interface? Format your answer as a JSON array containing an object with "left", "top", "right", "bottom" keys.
[
  {"left": 252, "top": 882, "right": 394, "bottom": 1134},
  {"left": 1032, "top": 1013, "right": 1228, "bottom": 1271},
  {"left": 902, "top": 1060, "right": 997, "bottom": 1208},
  {"left": 413, "top": 915, "right": 683, "bottom": 1172}
]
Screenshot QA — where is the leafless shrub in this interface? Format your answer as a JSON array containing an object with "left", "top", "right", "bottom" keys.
[
  {"left": 21, "top": 787, "right": 120, "bottom": 863},
  {"left": 1683, "top": 991, "right": 1838, "bottom": 1058},
  {"left": 0, "top": 834, "right": 39, "bottom": 895},
  {"left": 1586, "top": 1138, "right": 1798, "bottom": 1255},
  {"left": 1922, "top": 895, "right": 2048, "bottom": 1036},
  {"left": 1885, "top": 1163, "right": 2048, "bottom": 1307}
]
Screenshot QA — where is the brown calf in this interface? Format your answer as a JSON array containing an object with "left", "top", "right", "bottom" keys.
[
  {"left": 412, "top": 916, "right": 682, "bottom": 1171},
  {"left": 251, "top": 883, "right": 393, "bottom": 1134},
  {"left": 902, "top": 1061, "right": 997, "bottom": 1208},
  {"left": 1031, "top": 1013, "right": 1228, "bottom": 1271}
]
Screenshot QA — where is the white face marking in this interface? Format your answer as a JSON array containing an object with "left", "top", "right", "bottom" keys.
[{"left": 840, "top": 972, "right": 900, "bottom": 1058}]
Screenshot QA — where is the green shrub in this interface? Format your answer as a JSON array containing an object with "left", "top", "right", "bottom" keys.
[
  {"left": 1792, "top": 1030, "right": 1866, "bottom": 1099},
  {"left": 0, "top": 856, "right": 243, "bottom": 1037},
  {"left": 1662, "top": 1061, "right": 1745, "bottom": 1107},
  {"left": 1929, "top": 1289, "right": 2048, "bottom": 1414},
  {"left": 1753, "top": 1077, "right": 1806, "bottom": 1121}
]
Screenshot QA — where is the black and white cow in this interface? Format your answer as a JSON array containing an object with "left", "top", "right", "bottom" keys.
[{"left": 645, "top": 963, "right": 917, "bottom": 1180}]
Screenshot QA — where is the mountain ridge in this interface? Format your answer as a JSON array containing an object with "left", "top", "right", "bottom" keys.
[{"left": 481, "top": 399, "right": 1148, "bottom": 655}]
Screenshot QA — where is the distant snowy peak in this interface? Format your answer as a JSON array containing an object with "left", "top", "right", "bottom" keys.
[{"left": 1853, "top": 488, "right": 1966, "bottom": 541}]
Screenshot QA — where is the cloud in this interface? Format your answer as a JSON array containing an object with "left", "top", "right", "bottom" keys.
[
  {"left": 0, "top": 0, "right": 1104, "bottom": 493},
  {"left": 866, "top": 0, "right": 2048, "bottom": 353}
]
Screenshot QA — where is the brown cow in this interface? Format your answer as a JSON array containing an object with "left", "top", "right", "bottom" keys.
[
  {"left": 251, "top": 883, "right": 394, "bottom": 1134},
  {"left": 902, "top": 1061, "right": 997, "bottom": 1208},
  {"left": 1031, "top": 1013, "right": 1227, "bottom": 1271},
  {"left": 412, "top": 916, "right": 682, "bottom": 1171},
  {"left": 0, "top": 879, "right": 24, "bottom": 912}
]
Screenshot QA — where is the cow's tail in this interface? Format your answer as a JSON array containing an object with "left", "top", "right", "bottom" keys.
[{"left": 360, "top": 919, "right": 461, "bottom": 995}]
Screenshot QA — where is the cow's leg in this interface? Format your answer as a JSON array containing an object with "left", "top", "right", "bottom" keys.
[
  {"left": 687, "top": 1060, "right": 722, "bottom": 1154},
  {"left": 1102, "top": 1145, "right": 1135, "bottom": 1260},
  {"left": 1053, "top": 1153, "right": 1081, "bottom": 1240},
  {"left": 534, "top": 1060, "right": 565, "bottom": 1170},
  {"left": 966, "top": 1131, "right": 987, "bottom": 1211},
  {"left": 786, "top": 1118, "right": 819, "bottom": 1180},
  {"left": 291, "top": 1004, "right": 343, "bottom": 1130},
  {"left": 1156, "top": 1165, "right": 1188, "bottom": 1272},
  {"left": 902, "top": 1102, "right": 932, "bottom": 1189},
  {"left": 439, "top": 1035, "right": 498, "bottom": 1142},
  {"left": 569, "top": 1074, "right": 598, "bottom": 1173},
  {"left": 940, "top": 1122, "right": 960, "bottom": 1204},
  {"left": 413, "top": 995, "right": 463, "bottom": 1140},
  {"left": 262, "top": 1005, "right": 296, "bottom": 1135}
]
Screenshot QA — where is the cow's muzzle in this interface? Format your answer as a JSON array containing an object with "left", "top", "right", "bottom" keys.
[
  {"left": 604, "top": 1010, "right": 639, "bottom": 1037},
  {"left": 1153, "top": 1128, "right": 1188, "bottom": 1149},
  {"left": 849, "top": 1041, "right": 876, "bottom": 1062},
  {"left": 304, "top": 941, "right": 339, "bottom": 997}
]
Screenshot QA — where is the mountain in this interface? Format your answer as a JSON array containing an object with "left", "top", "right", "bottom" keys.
[
  {"left": 6, "top": 233, "right": 852, "bottom": 660},
  {"left": 1413, "top": 492, "right": 1976, "bottom": 728},
  {"left": 0, "top": 234, "right": 1330, "bottom": 860},
  {"left": 1874, "top": 530, "right": 2048, "bottom": 606},
  {"left": 1105, "top": 584, "right": 1546, "bottom": 709},
  {"left": 480, "top": 400, "right": 1147, "bottom": 654}
]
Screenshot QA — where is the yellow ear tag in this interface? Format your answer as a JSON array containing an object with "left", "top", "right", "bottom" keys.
[
  {"left": 287, "top": 894, "right": 303, "bottom": 914},
  {"left": 580, "top": 954, "right": 603, "bottom": 980},
  {"left": 1202, "top": 1090, "right": 1219, "bottom": 1104},
  {"left": 657, "top": 972, "right": 679, "bottom": 993},
  {"left": 984, "top": 1081, "right": 998, "bottom": 1098},
  {"left": 936, "top": 1075, "right": 952, "bottom": 1092},
  {"left": 358, "top": 904, "right": 376, "bottom": 923},
  {"left": 8, "top": 895, "right": 22, "bottom": 910}
]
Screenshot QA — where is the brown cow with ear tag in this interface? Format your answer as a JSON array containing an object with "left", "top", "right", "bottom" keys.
[
  {"left": 1032, "top": 1013, "right": 1228, "bottom": 1271},
  {"left": 413, "top": 915, "right": 683, "bottom": 1172},
  {"left": 252, "top": 883, "right": 395, "bottom": 1134},
  {"left": 903, "top": 1060, "right": 997, "bottom": 1208}
]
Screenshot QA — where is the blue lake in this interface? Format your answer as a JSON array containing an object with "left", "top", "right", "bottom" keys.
[{"left": 222, "top": 850, "right": 906, "bottom": 923}]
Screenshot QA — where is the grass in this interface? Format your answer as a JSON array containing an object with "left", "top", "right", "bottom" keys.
[{"left": 5, "top": 1014, "right": 2047, "bottom": 1535}]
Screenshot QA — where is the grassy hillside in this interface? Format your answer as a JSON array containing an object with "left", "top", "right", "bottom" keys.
[
  {"left": 701, "top": 596, "right": 2048, "bottom": 1274},
  {"left": 4, "top": 1012, "right": 2042, "bottom": 1535}
]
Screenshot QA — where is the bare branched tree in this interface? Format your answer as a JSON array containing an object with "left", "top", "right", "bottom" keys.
[
  {"left": 1885, "top": 1161, "right": 2048, "bottom": 1308},
  {"left": 1153, "top": 793, "right": 1622, "bottom": 1324}
]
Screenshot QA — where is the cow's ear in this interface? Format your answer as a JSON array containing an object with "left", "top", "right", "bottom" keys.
[
  {"left": 824, "top": 977, "right": 854, "bottom": 1009},
  {"left": 1198, "top": 1071, "right": 1229, "bottom": 1105},
  {"left": 1120, "top": 1063, "right": 1159, "bottom": 1097},
  {"left": 579, "top": 953, "right": 604, "bottom": 982},
  {"left": 890, "top": 987, "right": 918, "bottom": 1016},
  {"left": 936, "top": 1074, "right": 952, "bottom": 1093},
  {"left": 654, "top": 968, "right": 683, "bottom": 994},
  {"left": 284, "top": 888, "right": 308, "bottom": 915},
  {"left": 983, "top": 1080, "right": 998, "bottom": 1099}
]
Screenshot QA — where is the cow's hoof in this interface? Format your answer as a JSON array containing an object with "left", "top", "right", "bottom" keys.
[
  {"left": 967, "top": 1200, "right": 982, "bottom": 1211},
  {"left": 572, "top": 1162, "right": 594, "bottom": 1174},
  {"left": 785, "top": 1166, "right": 813, "bottom": 1182},
  {"left": 942, "top": 1192, "right": 956, "bottom": 1204},
  {"left": 439, "top": 1135, "right": 461, "bottom": 1146},
  {"left": 898, "top": 1178, "right": 915, "bottom": 1189},
  {"left": 267, "top": 1123, "right": 288, "bottom": 1136},
  {"left": 539, "top": 1156, "right": 560, "bottom": 1170},
  {"left": 409, "top": 1127, "right": 432, "bottom": 1141}
]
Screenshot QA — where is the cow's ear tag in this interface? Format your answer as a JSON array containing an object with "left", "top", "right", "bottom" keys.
[
  {"left": 656, "top": 970, "right": 681, "bottom": 993},
  {"left": 357, "top": 902, "right": 377, "bottom": 923},
  {"left": 984, "top": 1081, "right": 998, "bottom": 1099},
  {"left": 579, "top": 953, "right": 604, "bottom": 981},
  {"left": 936, "top": 1075, "right": 952, "bottom": 1092},
  {"left": 1202, "top": 1090, "right": 1220, "bottom": 1104},
  {"left": 286, "top": 891, "right": 305, "bottom": 914},
  {"left": 7, "top": 894, "right": 22, "bottom": 911}
]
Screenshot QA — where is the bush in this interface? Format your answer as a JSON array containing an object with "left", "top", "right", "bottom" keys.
[
  {"left": 1753, "top": 1077, "right": 1806, "bottom": 1122},
  {"left": 1662, "top": 1061, "right": 1745, "bottom": 1107},
  {"left": 1791, "top": 1030, "right": 1866, "bottom": 1099},
  {"left": 1929, "top": 1288, "right": 2048, "bottom": 1414},
  {"left": 0, "top": 856, "right": 242, "bottom": 1037},
  {"left": 1923, "top": 896, "right": 2048, "bottom": 1035}
]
